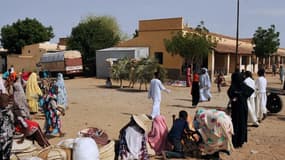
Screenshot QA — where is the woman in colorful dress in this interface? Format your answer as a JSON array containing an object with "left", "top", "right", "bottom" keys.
[
  {"left": 44, "top": 91, "right": 65, "bottom": 137},
  {"left": 25, "top": 72, "right": 42, "bottom": 114},
  {"left": 194, "top": 108, "right": 234, "bottom": 158}
]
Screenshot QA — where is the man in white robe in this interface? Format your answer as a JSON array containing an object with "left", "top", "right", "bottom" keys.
[
  {"left": 255, "top": 69, "right": 267, "bottom": 121},
  {"left": 244, "top": 71, "right": 259, "bottom": 126},
  {"left": 148, "top": 72, "right": 170, "bottom": 119},
  {"left": 199, "top": 68, "right": 212, "bottom": 102}
]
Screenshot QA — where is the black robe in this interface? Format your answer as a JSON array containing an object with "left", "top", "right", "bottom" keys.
[{"left": 228, "top": 74, "right": 254, "bottom": 148}]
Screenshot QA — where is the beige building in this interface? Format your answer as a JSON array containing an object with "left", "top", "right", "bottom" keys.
[
  {"left": 7, "top": 42, "right": 66, "bottom": 72},
  {"left": 118, "top": 17, "right": 285, "bottom": 79}
]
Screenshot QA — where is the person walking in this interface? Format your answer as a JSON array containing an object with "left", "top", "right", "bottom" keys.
[
  {"left": 191, "top": 71, "right": 200, "bottom": 107},
  {"left": 148, "top": 72, "right": 170, "bottom": 119},
  {"left": 272, "top": 64, "right": 277, "bottom": 76},
  {"left": 26, "top": 72, "right": 43, "bottom": 114},
  {"left": 279, "top": 65, "right": 285, "bottom": 84},
  {"left": 243, "top": 71, "right": 259, "bottom": 127},
  {"left": 228, "top": 71, "right": 254, "bottom": 148},
  {"left": 199, "top": 68, "right": 212, "bottom": 101},
  {"left": 255, "top": 69, "right": 267, "bottom": 122},
  {"left": 186, "top": 65, "right": 191, "bottom": 87},
  {"left": 55, "top": 73, "right": 68, "bottom": 110}
]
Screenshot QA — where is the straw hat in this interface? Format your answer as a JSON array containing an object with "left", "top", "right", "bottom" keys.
[
  {"left": 12, "top": 139, "right": 33, "bottom": 152},
  {"left": 132, "top": 115, "right": 147, "bottom": 132}
]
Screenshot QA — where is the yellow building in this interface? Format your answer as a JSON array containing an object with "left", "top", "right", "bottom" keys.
[
  {"left": 7, "top": 42, "right": 66, "bottom": 72},
  {"left": 118, "top": 17, "right": 185, "bottom": 79},
  {"left": 118, "top": 17, "right": 285, "bottom": 79}
]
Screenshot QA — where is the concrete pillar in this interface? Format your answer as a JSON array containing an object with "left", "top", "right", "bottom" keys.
[
  {"left": 248, "top": 55, "right": 252, "bottom": 72},
  {"left": 226, "top": 53, "right": 230, "bottom": 75},
  {"left": 208, "top": 50, "right": 215, "bottom": 80}
]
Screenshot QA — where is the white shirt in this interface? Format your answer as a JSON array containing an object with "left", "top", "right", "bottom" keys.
[
  {"left": 244, "top": 77, "right": 256, "bottom": 97},
  {"left": 148, "top": 78, "right": 166, "bottom": 101},
  {"left": 255, "top": 76, "right": 267, "bottom": 93}
]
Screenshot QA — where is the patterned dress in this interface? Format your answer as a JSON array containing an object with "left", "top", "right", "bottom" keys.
[
  {"left": 194, "top": 108, "right": 234, "bottom": 155},
  {"left": 0, "top": 106, "right": 14, "bottom": 160}
]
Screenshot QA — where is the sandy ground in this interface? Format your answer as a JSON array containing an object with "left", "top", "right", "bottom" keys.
[{"left": 35, "top": 74, "right": 285, "bottom": 160}]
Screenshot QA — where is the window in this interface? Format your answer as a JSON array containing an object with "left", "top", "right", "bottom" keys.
[{"left": 154, "top": 52, "right": 163, "bottom": 64}]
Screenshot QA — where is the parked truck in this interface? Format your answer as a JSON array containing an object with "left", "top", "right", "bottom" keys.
[{"left": 39, "top": 50, "right": 83, "bottom": 78}]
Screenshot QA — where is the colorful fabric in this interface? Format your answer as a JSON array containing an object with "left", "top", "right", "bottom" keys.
[
  {"left": 56, "top": 73, "right": 68, "bottom": 109},
  {"left": 194, "top": 108, "right": 234, "bottom": 155},
  {"left": 13, "top": 78, "right": 30, "bottom": 119},
  {"left": 148, "top": 115, "right": 168, "bottom": 155},
  {"left": 44, "top": 97, "right": 62, "bottom": 135},
  {"left": 0, "top": 107, "right": 14, "bottom": 160},
  {"left": 26, "top": 73, "right": 42, "bottom": 113}
]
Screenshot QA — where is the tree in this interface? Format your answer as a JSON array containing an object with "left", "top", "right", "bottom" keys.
[
  {"left": 252, "top": 25, "right": 280, "bottom": 59},
  {"left": 164, "top": 21, "right": 216, "bottom": 69},
  {"left": 0, "top": 18, "right": 54, "bottom": 54},
  {"left": 67, "top": 15, "right": 123, "bottom": 74}
]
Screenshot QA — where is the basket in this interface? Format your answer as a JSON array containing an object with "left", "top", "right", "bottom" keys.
[
  {"left": 37, "top": 146, "right": 72, "bottom": 160},
  {"left": 99, "top": 140, "right": 115, "bottom": 160}
]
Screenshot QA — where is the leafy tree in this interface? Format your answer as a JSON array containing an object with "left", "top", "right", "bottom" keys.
[
  {"left": 0, "top": 18, "right": 54, "bottom": 54},
  {"left": 164, "top": 21, "right": 216, "bottom": 69},
  {"left": 252, "top": 25, "right": 280, "bottom": 59},
  {"left": 67, "top": 15, "right": 123, "bottom": 74}
]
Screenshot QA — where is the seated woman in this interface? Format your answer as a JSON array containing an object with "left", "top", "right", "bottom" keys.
[
  {"left": 13, "top": 94, "right": 50, "bottom": 148},
  {"left": 193, "top": 108, "right": 234, "bottom": 159},
  {"left": 148, "top": 115, "right": 168, "bottom": 155},
  {"left": 118, "top": 115, "right": 149, "bottom": 160}
]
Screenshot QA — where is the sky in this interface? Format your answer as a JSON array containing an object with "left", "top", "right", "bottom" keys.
[{"left": 1, "top": 0, "right": 285, "bottom": 47}]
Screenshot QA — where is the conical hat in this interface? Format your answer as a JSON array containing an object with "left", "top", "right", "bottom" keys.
[{"left": 132, "top": 115, "right": 147, "bottom": 132}]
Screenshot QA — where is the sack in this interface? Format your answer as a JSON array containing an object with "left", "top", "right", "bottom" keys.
[
  {"left": 73, "top": 137, "right": 99, "bottom": 160},
  {"left": 38, "top": 146, "right": 68, "bottom": 160}
]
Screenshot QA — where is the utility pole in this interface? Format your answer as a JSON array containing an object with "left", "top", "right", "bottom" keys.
[{"left": 235, "top": 0, "right": 240, "bottom": 68}]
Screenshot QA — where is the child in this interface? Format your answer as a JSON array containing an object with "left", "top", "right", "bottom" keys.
[
  {"left": 105, "top": 77, "right": 112, "bottom": 88},
  {"left": 216, "top": 73, "right": 224, "bottom": 92},
  {"left": 162, "top": 110, "right": 191, "bottom": 159}
]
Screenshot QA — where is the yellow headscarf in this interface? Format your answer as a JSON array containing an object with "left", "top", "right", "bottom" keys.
[{"left": 26, "top": 72, "right": 42, "bottom": 99}]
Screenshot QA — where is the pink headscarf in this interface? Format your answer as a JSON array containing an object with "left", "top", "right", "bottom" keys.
[{"left": 147, "top": 115, "right": 168, "bottom": 155}]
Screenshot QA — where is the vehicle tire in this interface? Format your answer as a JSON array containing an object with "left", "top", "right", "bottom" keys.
[{"left": 266, "top": 93, "right": 282, "bottom": 113}]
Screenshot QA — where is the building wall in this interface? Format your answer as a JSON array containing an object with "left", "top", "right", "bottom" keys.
[
  {"left": 118, "top": 18, "right": 185, "bottom": 78},
  {"left": 7, "top": 42, "right": 65, "bottom": 72}
]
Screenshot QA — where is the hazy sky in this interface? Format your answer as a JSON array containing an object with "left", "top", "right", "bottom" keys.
[{"left": 1, "top": 0, "right": 285, "bottom": 47}]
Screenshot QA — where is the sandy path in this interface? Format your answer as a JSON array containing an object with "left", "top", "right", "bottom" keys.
[{"left": 36, "top": 75, "right": 285, "bottom": 160}]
